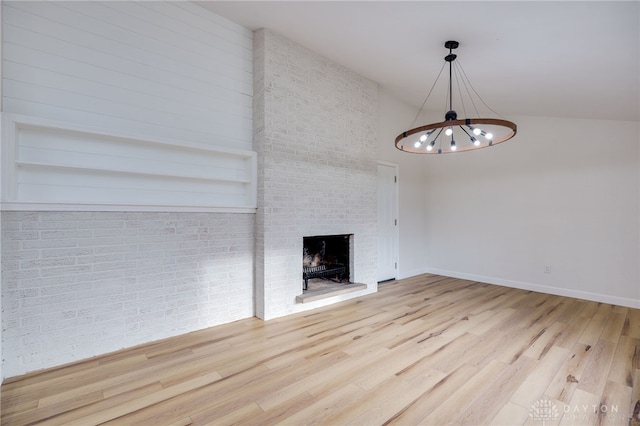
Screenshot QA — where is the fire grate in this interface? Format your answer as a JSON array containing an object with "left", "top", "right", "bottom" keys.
[{"left": 303, "top": 264, "right": 346, "bottom": 290}]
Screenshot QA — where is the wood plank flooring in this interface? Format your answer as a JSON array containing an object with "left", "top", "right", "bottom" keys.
[{"left": 1, "top": 274, "right": 639, "bottom": 425}]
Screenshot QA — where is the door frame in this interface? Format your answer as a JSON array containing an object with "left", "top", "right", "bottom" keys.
[{"left": 377, "top": 160, "right": 400, "bottom": 282}]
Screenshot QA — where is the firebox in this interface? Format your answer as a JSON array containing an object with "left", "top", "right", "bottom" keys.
[{"left": 302, "top": 234, "right": 352, "bottom": 290}]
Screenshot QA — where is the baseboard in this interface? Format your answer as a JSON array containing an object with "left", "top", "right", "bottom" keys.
[
  {"left": 398, "top": 267, "right": 430, "bottom": 281},
  {"left": 423, "top": 268, "right": 640, "bottom": 309}
]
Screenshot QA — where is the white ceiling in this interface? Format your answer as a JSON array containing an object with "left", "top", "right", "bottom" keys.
[{"left": 198, "top": 1, "right": 640, "bottom": 122}]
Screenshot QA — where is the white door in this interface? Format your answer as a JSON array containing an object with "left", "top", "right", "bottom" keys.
[{"left": 377, "top": 162, "right": 398, "bottom": 282}]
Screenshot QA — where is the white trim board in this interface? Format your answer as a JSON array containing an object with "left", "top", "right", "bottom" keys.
[{"left": 0, "top": 202, "right": 256, "bottom": 214}]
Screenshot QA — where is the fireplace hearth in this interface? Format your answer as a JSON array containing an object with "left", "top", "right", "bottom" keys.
[{"left": 302, "top": 234, "right": 352, "bottom": 291}]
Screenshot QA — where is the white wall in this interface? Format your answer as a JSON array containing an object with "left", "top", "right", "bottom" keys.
[
  {"left": 376, "top": 89, "right": 430, "bottom": 279},
  {"left": 378, "top": 95, "right": 639, "bottom": 307},
  {"left": 1, "top": 1, "right": 256, "bottom": 379},
  {"left": 422, "top": 116, "right": 639, "bottom": 307}
]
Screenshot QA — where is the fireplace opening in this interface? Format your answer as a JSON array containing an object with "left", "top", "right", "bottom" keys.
[{"left": 302, "top": 234, "right": 352, "bottom": 291}]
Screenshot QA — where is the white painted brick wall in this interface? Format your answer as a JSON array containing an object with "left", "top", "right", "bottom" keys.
[
  {"left": 254, "top": 30, "right": 378, "bottom": 320},
  {"left": 1, "top": 211, "right": 254, "bottom": 377}
]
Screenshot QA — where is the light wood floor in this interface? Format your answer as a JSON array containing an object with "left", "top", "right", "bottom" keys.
[{"left": 2, "top": 274, "right": 639, "bottom": 425}]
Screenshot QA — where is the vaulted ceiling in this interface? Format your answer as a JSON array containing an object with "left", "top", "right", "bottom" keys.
[{"left": 198, "top": 1, "right": 639, "bottom": 122}]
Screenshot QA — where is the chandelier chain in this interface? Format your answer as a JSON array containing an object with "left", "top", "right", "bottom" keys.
[
  {"left": 456, "top": 58, "right": 508, "bottom": 119},
  {"left": 453, "top": 62, "right": 469, "bottom": 119},
  {"left": 409, "top": 61, "right": 446, "bottom": 129}
]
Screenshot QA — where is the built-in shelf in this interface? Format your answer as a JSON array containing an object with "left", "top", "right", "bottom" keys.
[
  {"left": 15, "top": 161, "right": 252, "bottom": 184},
  {"left": 2, "top": 114, "right": 257, "bottom": 211}
]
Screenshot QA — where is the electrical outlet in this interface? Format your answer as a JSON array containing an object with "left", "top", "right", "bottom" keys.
[{"left": 544, "top": 265, "right": 551, "bottom": 274}]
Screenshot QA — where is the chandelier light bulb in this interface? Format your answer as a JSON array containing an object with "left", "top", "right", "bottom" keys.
[
  {"left": 473, "top": 127, "right": 482, "bottom": 136},
  {"left": 485, "top": 132, "right": 493, "bottom": 140},
  {"left": 450, "top": 140, "right": 457, "bottom": 151},
  {"left": 426, "top": 145, "right": 433, "bottom": 151},
  {"left": 471, "top": 137, "right": 480, "bottom": 146},
  {"left": 420, "top": 134, "right": 428, "bottom": 142},
  {"left": 445, "top": 127, "right": 453, "bottom": 136},
  {"left": 414, "top": 141, "right": 421, "bottom": 148}
]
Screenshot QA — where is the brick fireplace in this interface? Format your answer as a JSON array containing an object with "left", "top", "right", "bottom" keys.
[{"left": 253, "top": 29, "right": 378, "bottom": 320}]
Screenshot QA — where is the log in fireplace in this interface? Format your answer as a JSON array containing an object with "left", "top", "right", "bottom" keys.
[{"left": 302, "top": 234, "right": 352, "bottom": 290}]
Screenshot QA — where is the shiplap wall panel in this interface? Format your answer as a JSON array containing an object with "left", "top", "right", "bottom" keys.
[
  {"left": 4, "top": 12, "right": 251, "bottom": 99},
  {"left": 158, "top": 1, "right": 253, "bottom": 52},
  {"left": 3, "top": 60, "right": 250, "bottom": 122},
  {"left": 2, "top": 1, "right": 253, "bottom": 151},
  {"left": 99, "top": 2, "right": 252, "bottom": 67},
  {"left": 2, "top": 33, "right": 252, "bottom": 122},
  {"left": 6, "top": 1, "right": 252, "bottom": 82},
  {"left": 3, "top": 78, "right": 251, "bottom": 142},
  {"left": 1, "top": 1, "right": 256, "bottom": 210}
]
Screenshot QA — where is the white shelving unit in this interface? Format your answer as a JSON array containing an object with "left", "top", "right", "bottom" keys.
[{"left": 1, "top": 114, "right": 257, "bottom": 212}]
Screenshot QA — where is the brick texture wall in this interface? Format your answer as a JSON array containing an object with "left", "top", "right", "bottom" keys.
[
  {"left": 1, "top": 211, "right": 254, "bottom": 376},
  {"left": 1, "top": 27, "right": 380, "bottom": 377},
  {"left": 254, "top": 30, "right": 378, "bottom": 319}
]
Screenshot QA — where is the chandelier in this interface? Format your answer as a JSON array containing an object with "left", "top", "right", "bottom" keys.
[{"left": 395, "top": 41, "right": 517, "bottom": 154}]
